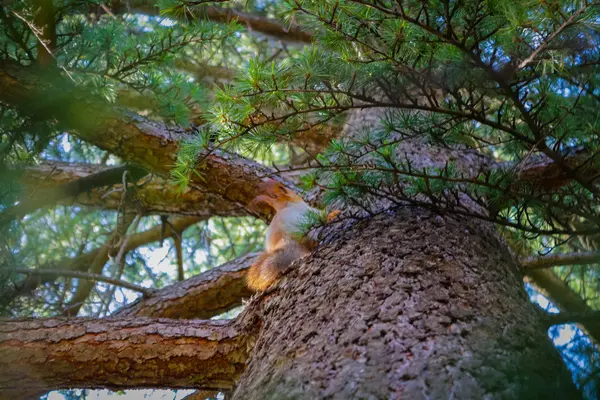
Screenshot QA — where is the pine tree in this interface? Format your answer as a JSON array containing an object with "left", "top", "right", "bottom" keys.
[{"left": 0, "top": 0, "right": 599, "bottom": 398}]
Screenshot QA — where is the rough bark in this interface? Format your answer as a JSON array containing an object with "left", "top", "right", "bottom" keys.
[
  {"left": 0, "top": 317, "right": 247, "bottom": 399},
  {"left": 19, "top": 161, "right": 248, "bottom": 217},
  {"left": 233, "top": 208, "right": 579, "bottom": 399},
  {"left": 116, "top": 252, "right": 256, "bottom": 319}
]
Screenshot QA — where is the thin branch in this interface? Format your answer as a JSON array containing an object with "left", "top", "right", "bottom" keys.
[
  {"left": 174, "top": 234, "right": 185, "bottom": 281},
  {"left": 127, "top": 2, "right": 313, "bottom": 43},
  {"left": 543, "top": 311, "right": 600, "bottom": 327},
  {"left": 114, "top": 214, "right": 143, "bottom": 266},
  {"left": 0, "top": 216, "right": 202, "bottom": 310},
  {"left": 6, "top": 268, "right": 153, "bottom": 296},
  {"left": 518, "top": 5, "right": 592, "bottom": 70},
  {"left": 522, "top": 251, "right": 600, "bottom": 270}
]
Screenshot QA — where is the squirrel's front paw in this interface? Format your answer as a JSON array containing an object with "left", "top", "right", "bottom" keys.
[{"left": 326, "top": 209, "right": 341, "bottom": 223}]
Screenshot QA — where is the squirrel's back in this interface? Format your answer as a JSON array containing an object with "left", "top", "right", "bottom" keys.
[
  {"left": 246, "top": 239, "right": 311, "bottom": 291},
  {"left": 264, "top": 201, "right": 316, "bottom": 250}
]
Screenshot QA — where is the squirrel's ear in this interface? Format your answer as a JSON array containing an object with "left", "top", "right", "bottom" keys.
[
  {"left": 249, "top": 194, "right": 272, "bottom": 212},
  {"left": 258, "top": 179, "right": 288, "bottom": 194}
]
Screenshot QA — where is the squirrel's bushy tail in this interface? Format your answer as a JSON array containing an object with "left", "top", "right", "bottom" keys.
[{"left": 247, "top": 240, "right": 310, "bottom": 291}]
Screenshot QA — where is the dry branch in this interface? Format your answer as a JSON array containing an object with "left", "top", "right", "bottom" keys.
[
  {"left": 0, "top": 317, "right": 247, "bottom": 398},
  {"left": 7, "top": 268, "right": 152, "bottom": 295},
  {"left": 1, "top": 216, "right": 202, "bottom": 307}
]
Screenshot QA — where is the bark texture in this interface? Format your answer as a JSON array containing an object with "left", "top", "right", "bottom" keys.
[
  {"left": 233, "top": 207, "right": 578, "bottom": 399},
  {"left": 0, "top": 317, "right": 247, "bottom": 399}
]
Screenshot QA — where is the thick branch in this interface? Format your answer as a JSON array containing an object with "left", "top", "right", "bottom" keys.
[
  {"left": 0, "top": 317, "right": 247, "bottom": 398},
  {"left": 125, "top": 2, "right": 312, "bottom": 43},
  {"left": 526, "top": 269, "right": 600, "bottom": 343},
  {"left": 508, "top": 146, "right": 600, "bottom": 191},
  {"left": 0, "top": 61, "right": 292, "bottom": 219},
  {"left": 543, "top": 311, "right": 600, "bottom": 327},
  {"left": 33, "top": 0, "right": 57, "bottom": 66},
  {"left": 522, "top": 251, "right": 600, "bottom": 270},
  {"left": 116, "top": 252, "right": 257, "bottom": 319},
  {"left": 1, "top": 163, "right": 147, "bottom": 225},
  {"left": 19, "top": 161, "right": 247, "bottom": 217}
]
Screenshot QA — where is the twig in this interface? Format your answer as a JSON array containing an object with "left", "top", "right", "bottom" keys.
[
  {"left": 518, "top": 5, "right": 592, "bottom": 70},
  {"left": 114, "top": 214, "right": 143, "bottom": 266},
  {"left": 6, "top": 268, "right": 153, "bottom": 296}
]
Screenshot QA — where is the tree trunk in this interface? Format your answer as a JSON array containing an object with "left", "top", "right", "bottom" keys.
[{"left": 233, "top": 207, "right": 579, "bottom": 399}]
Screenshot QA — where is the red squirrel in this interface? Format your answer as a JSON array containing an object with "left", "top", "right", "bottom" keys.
[{"left": 247, "top": 179, "right": 340, "bottom": 291}]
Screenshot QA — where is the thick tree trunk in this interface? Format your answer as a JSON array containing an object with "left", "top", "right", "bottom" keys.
[{"left": 233, "top": 207, "right": 579, "bottom": 399}]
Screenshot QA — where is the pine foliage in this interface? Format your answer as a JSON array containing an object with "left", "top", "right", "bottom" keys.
[{"left": 189, "top": 0, "right": 600, "bottom": 250}]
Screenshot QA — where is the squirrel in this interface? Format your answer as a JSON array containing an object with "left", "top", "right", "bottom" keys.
[{"left": 246, "top": 179, "right": 340, "bottom": 291}]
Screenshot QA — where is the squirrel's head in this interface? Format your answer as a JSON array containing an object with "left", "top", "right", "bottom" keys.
[{"left": 249, "top": 179, "right": 303, "bottom": 212}]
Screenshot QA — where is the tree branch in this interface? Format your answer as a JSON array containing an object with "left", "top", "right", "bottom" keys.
[
  {"left": 1, "top": 216, "right": 202, "bottom": 309},
  {"left": 62, "top": 214, "right": 138, "bottom": 317},
  {"left": 6, "top": 268, "right": 153, "bottom": 296},
  {"left": 115, "top": 252, "right": 257, "bottom": 319},
  {"left": 542, "top": 311, "right": 600, "bottom": 327},
  {"left": 32, "top": 0, "right": 57, "bottom": 66},
  {"left": 525, "top": 269, "right": 600, "bottom": 343},
  {"left": 125, "top": 2, "right": 312, "bottom": 43},
  {"left": 522, "top": 251, "right": 600, "bottom": 270},
  {"left": 0, "top": 317, "right": 248, "bottom": 397},
  {"left": 0, "top": 60, "right": 294, "bottom": 219},
  {"left": 518, "top": 5, "right": 591, "bottom": 70},
  {"left": 1, "top": 163, "right": 147, "bottom": 225}
]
